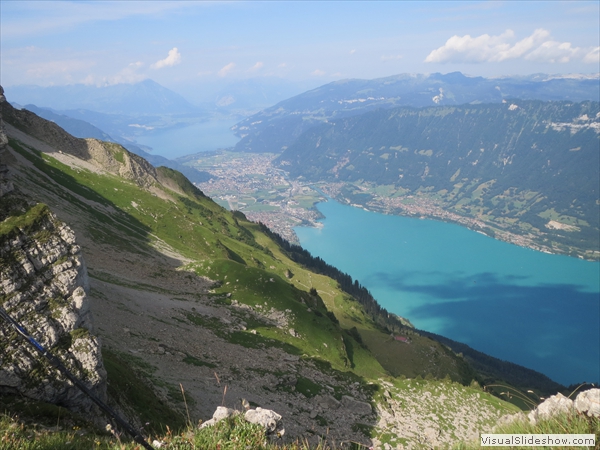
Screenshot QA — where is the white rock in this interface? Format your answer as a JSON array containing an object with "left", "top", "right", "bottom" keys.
[
  {"left": 244, "top": 407, "right": 282, "bottom": 433},
  {"left": 212, "top": 406, "right": 236, "bottom": 421},
  {"left": 575, "top": 389, "right": 600, "bottom": 417},
  {"left": 528, "top": 393, "right": 573, "bottom": 425}
]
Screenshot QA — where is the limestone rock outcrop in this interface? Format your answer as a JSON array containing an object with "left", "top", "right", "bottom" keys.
[
  {"left": 0, "top": 85, "right": 106, "bottom": 414},
  {"left": 0, "top": 200, "right": 107, "bottom": 412}
]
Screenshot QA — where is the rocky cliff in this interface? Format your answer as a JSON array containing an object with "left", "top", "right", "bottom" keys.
[
  {"left": 2, "top": 96, "right": 160, "bottom": 190},
  {"left": 0, "top": 86, "right": 106, "bottom": 413}
]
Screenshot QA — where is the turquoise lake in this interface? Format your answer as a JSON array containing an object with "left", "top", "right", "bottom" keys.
[{"left": 294, "top": 200, "right": 600, "bottom": 386}]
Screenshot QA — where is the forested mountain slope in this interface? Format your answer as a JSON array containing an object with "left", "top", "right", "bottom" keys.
[
  {"left": 275, "top": 100, "right": 600, "bottom": 258},
  {"left": 232, "top": 72, "right": 600, "bottom": 154}
]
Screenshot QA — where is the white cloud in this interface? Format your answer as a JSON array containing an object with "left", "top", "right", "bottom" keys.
[
  {"left": 1, "top": 46, "right": 102, "bottom": 86},
  {"left": 81, "top": 74, "right": 97, "bottom": 86},
  {"left": 109, "top": 61, "right": 146, "bottom": 84},
  {"left": 77, "top": 61, "right": 147, "bottom": 86},
  {"left": 524, "top": 40, "right": 579, "bottom": 63},
  {"left": 311, "top": 69, "right": 326, "bottom": 76},
  {"left": 583, "top": 47, "right": 600, "bottom": 64},
  {"left": 278, "top": 63, "right": 287, "bottom": 68},
  {"left": 425, "top": 29, "right": 593, "bottom": 64},
  {"left": 249, "top": 61, "right": 264, "bottom": 72},
  {"left": 151, "top": 48, "right": 181, "bottom": 69},
  {"left": 349, "top": 49, "right": 356, "bottom": 55},
  {"left": 218, "top": 62, "right": 236, "bottom": 77},
  {"left": 18, "top": 57, "right": 96, "bottom": 86}
]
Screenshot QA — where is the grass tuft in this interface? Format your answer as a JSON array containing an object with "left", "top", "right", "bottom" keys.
[
  {"left": 0, "top": 411, "right": 342, "bottom": 449},
  {"left": 454, "top": 409, "right": 600, "bottom": 450}
]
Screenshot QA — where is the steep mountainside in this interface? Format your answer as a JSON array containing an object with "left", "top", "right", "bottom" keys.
[
  {"left": 1, "top": 88, "right": 560, "bottom": 448},
  {"left": 232, "top": 72, "right": 600, "bottom": 153},
  {"left": 0, "top": 89, "right": 106, "bottom": 416},
  {"left": 274, "top": 100, "right": 600, "bottom": 258},
  {"left": 19, "top": 104, "right": 212, "bottom": 184}
]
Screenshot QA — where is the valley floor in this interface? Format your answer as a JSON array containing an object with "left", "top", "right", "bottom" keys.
[{"left": 186, "top": 152, "right": 599, "bottom": 260}]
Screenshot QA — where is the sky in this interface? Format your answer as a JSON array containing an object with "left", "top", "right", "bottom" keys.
[{"left": 1, "top": 0, "right": 599, "bottom": 102}]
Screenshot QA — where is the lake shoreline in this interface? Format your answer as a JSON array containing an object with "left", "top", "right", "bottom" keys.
[
  {"left": 294, "top": 198, "right": 600, "bottom": 386},
  {"left": 313, "top": 183, "right": 599, "bottom": 262}
]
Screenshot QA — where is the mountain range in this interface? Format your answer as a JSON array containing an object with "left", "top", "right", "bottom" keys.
[
  {"left": 0, "top": 83, "right": 573, "bottom": 448},
  {"left": 232, "top": 72, "right": 600, "bottom": 154},
  {"left": 6, "top": 79, "right": 198, "bottom": 116}
]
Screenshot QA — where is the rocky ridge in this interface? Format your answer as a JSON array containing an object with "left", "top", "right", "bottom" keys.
[{"left": 2, "top": 98, "right": 161, "bottom": 191}]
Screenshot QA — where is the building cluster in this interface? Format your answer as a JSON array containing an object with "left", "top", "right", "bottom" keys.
[
  {"left": 192, "top": 153, "right": 322, "bottom": 243},
  {"left": 189, "top": 153, "right": 573, "bottom": 257}
]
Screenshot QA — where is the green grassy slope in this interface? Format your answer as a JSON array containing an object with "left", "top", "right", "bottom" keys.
[
  {"left": 0, "top": 104, "right": 538, "bottom": 447},
  {"left": 7, "top": 135, "right": 476, "bottom": 386}
]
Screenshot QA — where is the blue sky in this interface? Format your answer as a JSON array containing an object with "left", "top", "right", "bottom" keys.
[{"left": 1, "top": 1, "right": 599, "bottom": 99}]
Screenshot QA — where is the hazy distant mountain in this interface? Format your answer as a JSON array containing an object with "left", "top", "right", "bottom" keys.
[
  {"left": 6, "top": 79, "right": 198, "bottom": 115},
  {"left": 210, "top": 77, "right": 319, "bottom": 114},
  {"left": 22, "top": 104, "right": 116, "bottom": 142},
  {"left": 36, "top": 107, "right": 157, "bottom": 140},
  {"left": 232, "top": 72, "right": 600, "bottom": 153}
]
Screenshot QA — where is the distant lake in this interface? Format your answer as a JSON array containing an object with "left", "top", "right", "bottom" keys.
[
  {"left": 135, "top": 118, "right": 240, "bottom": 159},
  {"left": 295, "top": 200, "right": 600, "bottom": 386}
]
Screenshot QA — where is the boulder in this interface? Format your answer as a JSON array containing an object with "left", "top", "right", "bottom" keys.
[
  {"left": 200, "top": 406, "right": 284, "bottom": 435},
  {"left": 315, "top": 394, "right": 341, "bottom": 410},
  {"left": 528, "top": 393, "right": 573, "bottom": 425},
  {"left": 244, "top": 407, "right": 282, "bottom": 433},
  {"left": 199, "top": 406, "right": 238, "bottom": 429},
  {"left": 213, "top": 406, "right": 237, "bottom": 421},
  {"left": 341, "top": 395, "right": 372, "bottom": 416},
  {"left": 495, "top": 412, "right": 527, "bottom": 430},
  {"left": 575, "top": 388, "right": 600, "bottom": 417}
]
